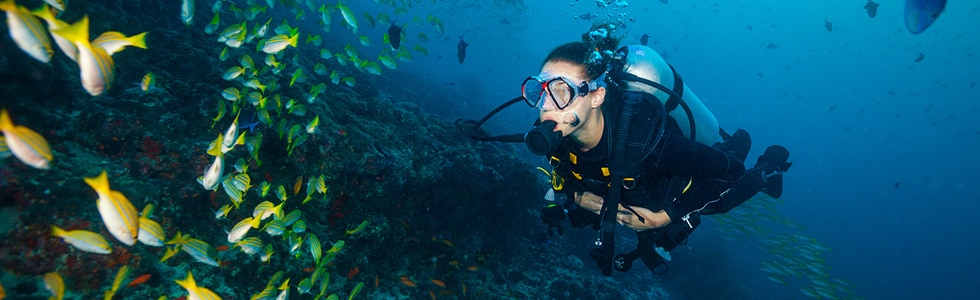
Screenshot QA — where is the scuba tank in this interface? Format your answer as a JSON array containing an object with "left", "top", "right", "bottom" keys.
[{"left": 612, "top": 45, "right": 720, "bottom": 145}]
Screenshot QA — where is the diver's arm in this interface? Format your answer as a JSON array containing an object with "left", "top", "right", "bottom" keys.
[
  {"left": 574, "top": 191, "right": 671, "bottom": 231},
  {"left": 654, "top": 132, "right": 745, "bottom": 182}
]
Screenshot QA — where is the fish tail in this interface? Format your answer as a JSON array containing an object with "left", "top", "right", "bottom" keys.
[
  {"left": 83, "top": 170, "right": 112, "bottom": 195},
  {"left": 53, "top": 15, "right": 90, "bottom": 45},
  {"left": 29, "top": 3, "right": 55, "bottom": 21},
  {"left": 129, "top": 32, "right": 149, "bottom": 49},
  {"left": 50, "top": 225, "right": 67, "bottom": 237},
  {"left": 0, "top": 109, "right": 12, "bottom": 131},
  {"left": 0, "top": 0, "right": 15, "bottom": 11}
]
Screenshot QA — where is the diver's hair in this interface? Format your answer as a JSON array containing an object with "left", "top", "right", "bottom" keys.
[{"left": 542, "top": 23, "right": 621, "bottom": 81}]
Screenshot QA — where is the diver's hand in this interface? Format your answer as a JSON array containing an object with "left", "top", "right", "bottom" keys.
[{"left": 573, "top": 192, "right": 672, "bottom": 231}]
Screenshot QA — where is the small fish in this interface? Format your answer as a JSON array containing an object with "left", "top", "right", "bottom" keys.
[
  {"left": 362, "top": 61, "right": 382, "bottom": 76},
  {"left": 205, "top": 12, "right": 220, "bottom": 34},
  {"left": 0, "top": 0, "right": 54, "bottom": 63},
  {"left": 327, "top": 239, "right": 345, "bottom": 253},
  {"left": 377, "top": 54, "right": 396, "bottom": 70},
  {"left": 181, "top": 238, "right": 221, "bottom": 267},
  {"left": 640, "top": 33, "right": 650, "bottom": 46},
  {"left": 175, "top": 272, "right": 222, "bottom": 300},
  {"left": 306, "top": 33, "right": 322, "bottom": 46},
  {"left": 457, "top": 35, "right": 468, "bottom": 64},
  {"left": 348, "top": 281, "right": 364, "bottom": 300},
  {"left": 0, "top": 109, "right": 53, "bottom": 169},
  {"left": 308, "top": 233, "right": 322, "bottom": 263},
  {"left": 92, "top": 31, "right": 147, "bottom": 56},
  {"left": 306, "top": 116, "right": 319, "bottom": 134},
  {"left": 864, "top": 0, "right": 880, "bottom": 18},
  {"left": 219, "top": 46, "right": 229, "bottom": 61},
  {"left": 138, "top": 217, "right": 166, "bottom": 247},
  {"left": 915, "top": 52, "right": 925, "bottom": 62},
  {"left": 84, "top": 170, "right": 139, "bottom": 246},
  {"left": 235, "top": 236, "right": 263, "bottom": 255},
  {"left": 245, "top": 78, "right": 267, "bottom": 92},
  {"left": 222, "top": 66, "right": 245, "bottom": 81},
  {"left": 292, "top": 219, "right": 307, "bottom": 233},
  {"left": 824, "top": 19, "right": 833, "bottom": 32},
  {"left": 30, "top": 4, "right": 77, "bottom": 62},
  {"left": 257, "top": 17, "right": 272, "bottom": 38},
  {"left": 227, "top": 216, "right": 261, "bottom": 243},
  {"left": 43, "top": 0, "right": 65, "bottom": 11},
  {"left": 387, "top": 22, "right": 403, "bottom": 50},
  {"left": 399, "top": 276, "right": 417, "bottom": 287},
  {"left": 127, "top": 274, "right": 152, "bottom": 287},
  {"left": 51, "top": 225, "right": 111, "bottom": 254},
  {"left": 141, "top": 72, "right": 156, "bottom": 92},
  {"left": 290, "top": 68, "right": 305, "bottom": 87},
  {"left": 201, "top": 136, "right": 225, "bottom": 190},
  {"left": 262, "top": 32, "right": 298, "bottom": 54},
  {"left": 346, "top": 220, "right": 370, "bottom": 236},
  {"left": 180, "top": 0, "right": 195, "bottom": 25},
  {"left": 905, "top": 0, "right": 946, "bottom": 34},
  {"left": 105, "top": 265, "right": 130, "bottom": 299},
  {"left": 221, "top": 114, "right": 244, "bottom": 153},
  {"left": 429, "top": 279, "right": 445, "bottom": 288},
  {"left": 263, "top": 219, "right": 286, "bottom": 236},
  {"left": 252, "top": 200, "right": 282, "bottom": 220},
  {"left": 43, "top": 272, "right": 65, "bottom": 300},
  {"left": 337, "top": 1, "right": 358, "bottom": 33},
  {"left": 260, "top": 243, "right": 274, "bottom": 262},
  {"left": 50, "top": 16, "right": 116, "bottom": 96}
]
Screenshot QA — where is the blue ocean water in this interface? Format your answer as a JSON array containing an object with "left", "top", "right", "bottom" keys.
[{"left": 0, "top": 0, "right": 976, "bottom": 299}]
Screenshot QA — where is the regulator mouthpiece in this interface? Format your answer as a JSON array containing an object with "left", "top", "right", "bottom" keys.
[{"left": 525, "top": 120, "right": 562, "bottom": 155}]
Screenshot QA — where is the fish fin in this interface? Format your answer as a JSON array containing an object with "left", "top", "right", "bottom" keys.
[
  {"left": 207, "top": 134, "right": 223, "bottom": 156},
  {"left": 83, "top": 170, "right": 112, "bottom": 195}
]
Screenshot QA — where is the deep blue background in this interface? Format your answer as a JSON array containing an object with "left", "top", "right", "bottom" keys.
[{"left": 379, "top": 0, "right": 979, "bottom": 298}]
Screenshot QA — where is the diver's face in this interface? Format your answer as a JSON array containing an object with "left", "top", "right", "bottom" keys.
[{"left": 536, "top": 60, "right": 605, "bottom": 136}]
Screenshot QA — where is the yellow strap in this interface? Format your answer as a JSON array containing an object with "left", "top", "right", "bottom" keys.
[
  {"left": 551, "top": 171, "right": 564, "bottom": 191},
  {"left": 682, "top": 178, "right": 693, "bottom": 194},
  {"left": 568, "top": 152, "right": 577, "bottom": 165}
]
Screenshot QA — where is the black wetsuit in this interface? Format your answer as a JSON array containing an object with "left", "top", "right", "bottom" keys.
[{"left": 547, "top": 95, "right": 772, "bottom": 260}]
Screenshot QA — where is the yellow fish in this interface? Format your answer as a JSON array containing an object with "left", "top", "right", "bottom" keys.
[
  {"left": 0, "top": 0, "right": 53, "bottom": 63},
  {"left": 0, "top": 109, "right": 53, "bottom": 169},
  {"left": 50, "top": 16, "right": 116, "bottom": 96},
  {"left": 141, "top": 72, "right": 156, "bottom": 92},
  {"left": 84, "top": 170, "right": 139, "bottom": 246},
  {"left": 51, "top": 225, "right": 111, "bottom": 254},
  {"left": 175, "top": 271, "right": 222, "bottom": 300},
  {"left": 92, "top": 31, "right": 148, "bottom": 56},
  {"left": 261, "top": 32, "right": 298, "bottom": 54},
  {"left": 31, "top": 3, "right": 77, "bottom": 62},
  {"left": 43, "top": 272, "right": 64, "bottom": 300},
  {"left": 200, "top": 135, "right": 225, "bottom": 190},
  {"left": 138, "top": 216, "right": 165, "bottom": 247}
]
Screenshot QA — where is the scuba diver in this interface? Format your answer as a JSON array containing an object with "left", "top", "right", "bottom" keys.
[{"left": 464, "top": 23, "right": 792, "bottom": 275}]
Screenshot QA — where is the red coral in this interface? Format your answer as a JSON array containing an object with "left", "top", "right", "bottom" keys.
[
  {"left": 142, "top": 136, "right": 163, "bottom": 160},
  {"left": 328, "top": 192, "right": 350, "bottom": 225}
]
